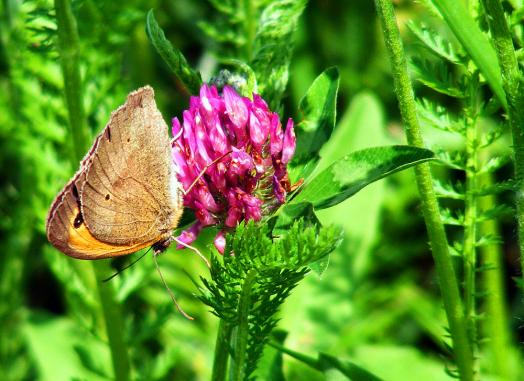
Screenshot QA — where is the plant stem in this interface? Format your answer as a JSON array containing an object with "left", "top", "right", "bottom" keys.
[
  {"left": 481, "top": 0, "right": 524, "bottom": 285},
  {"left": 212, "top": 319, "right": 233, "bottom": 381},
  {"left": 54, "top": 0, "right": 89, "bottom": 161},
  {"left": 373, "top": 1, "right": 474, "bottom": 380},
  {"left": 54, "top": 1, "right": 131, "bottom": 380},
  {"left": 478, "top": 171, "right": 516, "bottom": 380},
  {"left": 462, "top": 79, "right": 480, "bottom": 378},
  {"left": 231, "top": 269, "right": 257, "bottom": 381},
  {"left": 92, "top": 264, "right": 131, "bottom": 381}
]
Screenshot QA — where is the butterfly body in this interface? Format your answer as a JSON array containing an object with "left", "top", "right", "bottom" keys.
[{"left": 46, "top": 86, "right": 183, "bottom": 259}]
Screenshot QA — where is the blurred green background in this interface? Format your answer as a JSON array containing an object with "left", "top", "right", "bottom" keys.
[{"left": 0, "top": 0, "right": 522, "bottom": 380}]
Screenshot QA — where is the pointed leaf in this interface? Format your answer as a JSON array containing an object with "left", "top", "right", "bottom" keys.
[
  {"left": 318, "top": 353, "right": 384, "bottom": 381},
  {"left": 290, "top": 145, "right": 435, "bottom": 209},
  {"left": 430, "top": 0, "right": 507, "bottom": 109},
  {"left": 294, "top": 66, "right": 340, "bottom": 160},
  {"left": 290, "top": 67, "right": 340, "bottom": 181},
  {"left": 146, "top": 10, "right": 202, "bottom": 94}
]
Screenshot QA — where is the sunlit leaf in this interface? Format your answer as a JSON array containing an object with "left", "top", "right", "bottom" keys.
[
  {"left": 290, "top": 67, "right": 340, "bottom": 182},
  {"left": 291, "top": 145, "right": 435, "bottom": 209}
]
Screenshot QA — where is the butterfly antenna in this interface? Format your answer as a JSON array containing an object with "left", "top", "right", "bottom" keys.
[
  {"left": 153, "top": 252, "right": 194, "bottom": 320},
  {"left": 174, "top": 237, "right": 210, "bottom": 268},
  {"left": 103, "top": 248, "right": 151, "bottom": 282},
  {"left": 183, "top": 150, "right": 232, "bottom": 196}
]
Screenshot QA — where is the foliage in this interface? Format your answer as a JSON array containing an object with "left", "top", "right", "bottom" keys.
[{"left": 0, "top": 0, "right": 523, "bottom": 381}]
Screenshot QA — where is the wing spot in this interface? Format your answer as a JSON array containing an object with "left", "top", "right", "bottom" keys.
[
  {"left": 73, "top": 212, "right": 83, "bottom": 228},
  {"left": 105, "top": 194, "right": 110, "bottom": 200},
  {"left": 127, "top": 137, "right": 130, "bottom": 142}
]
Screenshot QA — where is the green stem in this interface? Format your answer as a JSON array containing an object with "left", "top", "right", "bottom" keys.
[
  {"left": 54, "top": 1, "right": 130, "bottom": 380},
  {"left": 462, "top": 82, "right": 480, "bottom": 378},
  {"left": 54, "top": 0, "right": 89, "bottom": 160},
  {"left": 373, "top": 1, "right": 474, "bottom": 380},
  {"left": 478, "top": 171, "right": 516, "bottom": 380},
  {"left": 231, "top": 269, "right": 257, "bottom": 381},
  {"left": 481, "top": 0, "right": 524, "bottom": 285},
  {"left": 93, "top": 264, "right": 131, "bottom": 381},
  {"left": 212, "top": 319, "right": 233, "bottom": 381}
]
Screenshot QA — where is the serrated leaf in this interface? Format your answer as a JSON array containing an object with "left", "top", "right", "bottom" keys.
[
  {"left": 290, "top": 145, "right": 435, "bottom": 209},
  {"left": 475, "top": 179, "right": 517, "bottom": 195},
  {"left": 146, "top": 10, "right": 202, "bottom": 94},
  {"left": 478, "top": 204, "right": 514, "bottom": 221},
  {"left": 410, "top": 57, "right": 465, "bottom": 98},
  {"left": 440, "top": 207, "right": 464, "bottom": 226},
  {"left": 478, "top": 156, "right": 510, "bottom": 174},
  {"left": 251, "top": 0, "right": 307, "bottom": 109},
  {"left": 433, "top": 179, "right": 465, "bottom": 200},
  {"left": 429, "top": 0, "right": 507, "bottom": 109},
  {"left": 408, "top": 22, "right": 464, "bottom": 65},
  {"left": 416, "top": 98, "right": 465, "bottom": 135}
]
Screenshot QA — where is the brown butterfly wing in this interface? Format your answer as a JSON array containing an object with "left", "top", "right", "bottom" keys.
[
  {"left": 46, "top": 171, "right": 156, "bottom": 259},
  {"left": 80, "top": 86, "right": 182, "bottom": 246},
  {"left": 46, "top": 86, "right": 183, "bottom": 259}
]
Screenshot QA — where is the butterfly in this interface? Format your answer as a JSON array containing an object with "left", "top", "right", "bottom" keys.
[{"left": 46, "top": 86, "right": 184, "bottom": 259}]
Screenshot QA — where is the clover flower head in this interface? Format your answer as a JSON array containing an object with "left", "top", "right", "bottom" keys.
[{"left": 172, "top": 84, "right": 296, "bottom": 253}]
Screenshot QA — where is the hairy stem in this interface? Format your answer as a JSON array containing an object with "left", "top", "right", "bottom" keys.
[
  {"left": 212, "top": 319, "right": 233, "bottom": 381},
  {"left": 481, "top": 0, "right": 524, "bottom": 285},
  {"left": 54, "top": 1, "right": 130, "bottom": 380},
  {"left": 374, "top": 1, "right": 474, "bottom": 379},
  {"left": 231, "top": 269, "right": 257, "bottom": 381}
]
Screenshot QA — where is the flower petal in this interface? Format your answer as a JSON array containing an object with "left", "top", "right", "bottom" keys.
[
  {"left": 176, "top": 222, "right": 203, "bottom": 248},
  {"left": 281, "top": 118, "right": 296, "bottom": 164},
  {"left": 270, "top": 114, "right": 283, "bottom": 156},
  {"left": 214, "top": 231, "right": 226, "bottom": 254}
]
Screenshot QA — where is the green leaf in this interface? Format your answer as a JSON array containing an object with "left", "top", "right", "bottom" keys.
[
  {"left": 289, "top": 67, "right": 340, "bottom": 183},
  {"left": 429, "top": 0, "right": 508, "bottom": 109},
  {"left": 255, "top": 330, "right": 288, "bottom": 381},
  {"left": 269, "top": 340, "right": 384, "bottom": 381},
  {"left": 22, "top": 313, "right": 110, "bottom": 381},
  {"left": 251, "top": 0, "right": 307, "bottom": 109},
  {"left": 410, "top": 57, "right": 465, "bottom": 98},
  {"left": 270, "top": 202, "right": 319, "bottom": 236},
  {"left": 318, "top": 353, "right": 384, "bottom": 381},
  {"left": 146, "top": 9, "right": 202, "bottom": 94},
  {"left": 290, "top": 145, "right": 435, "bottom": 209},
  {"left": 407, "top": 22, "right": 465, "bottom": 65},
  {"left": 316, "top": 92, "right": 388, "bottom": 281},
  {"left": 294, "top": 66, "right": 340, "bottom": 162}
]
